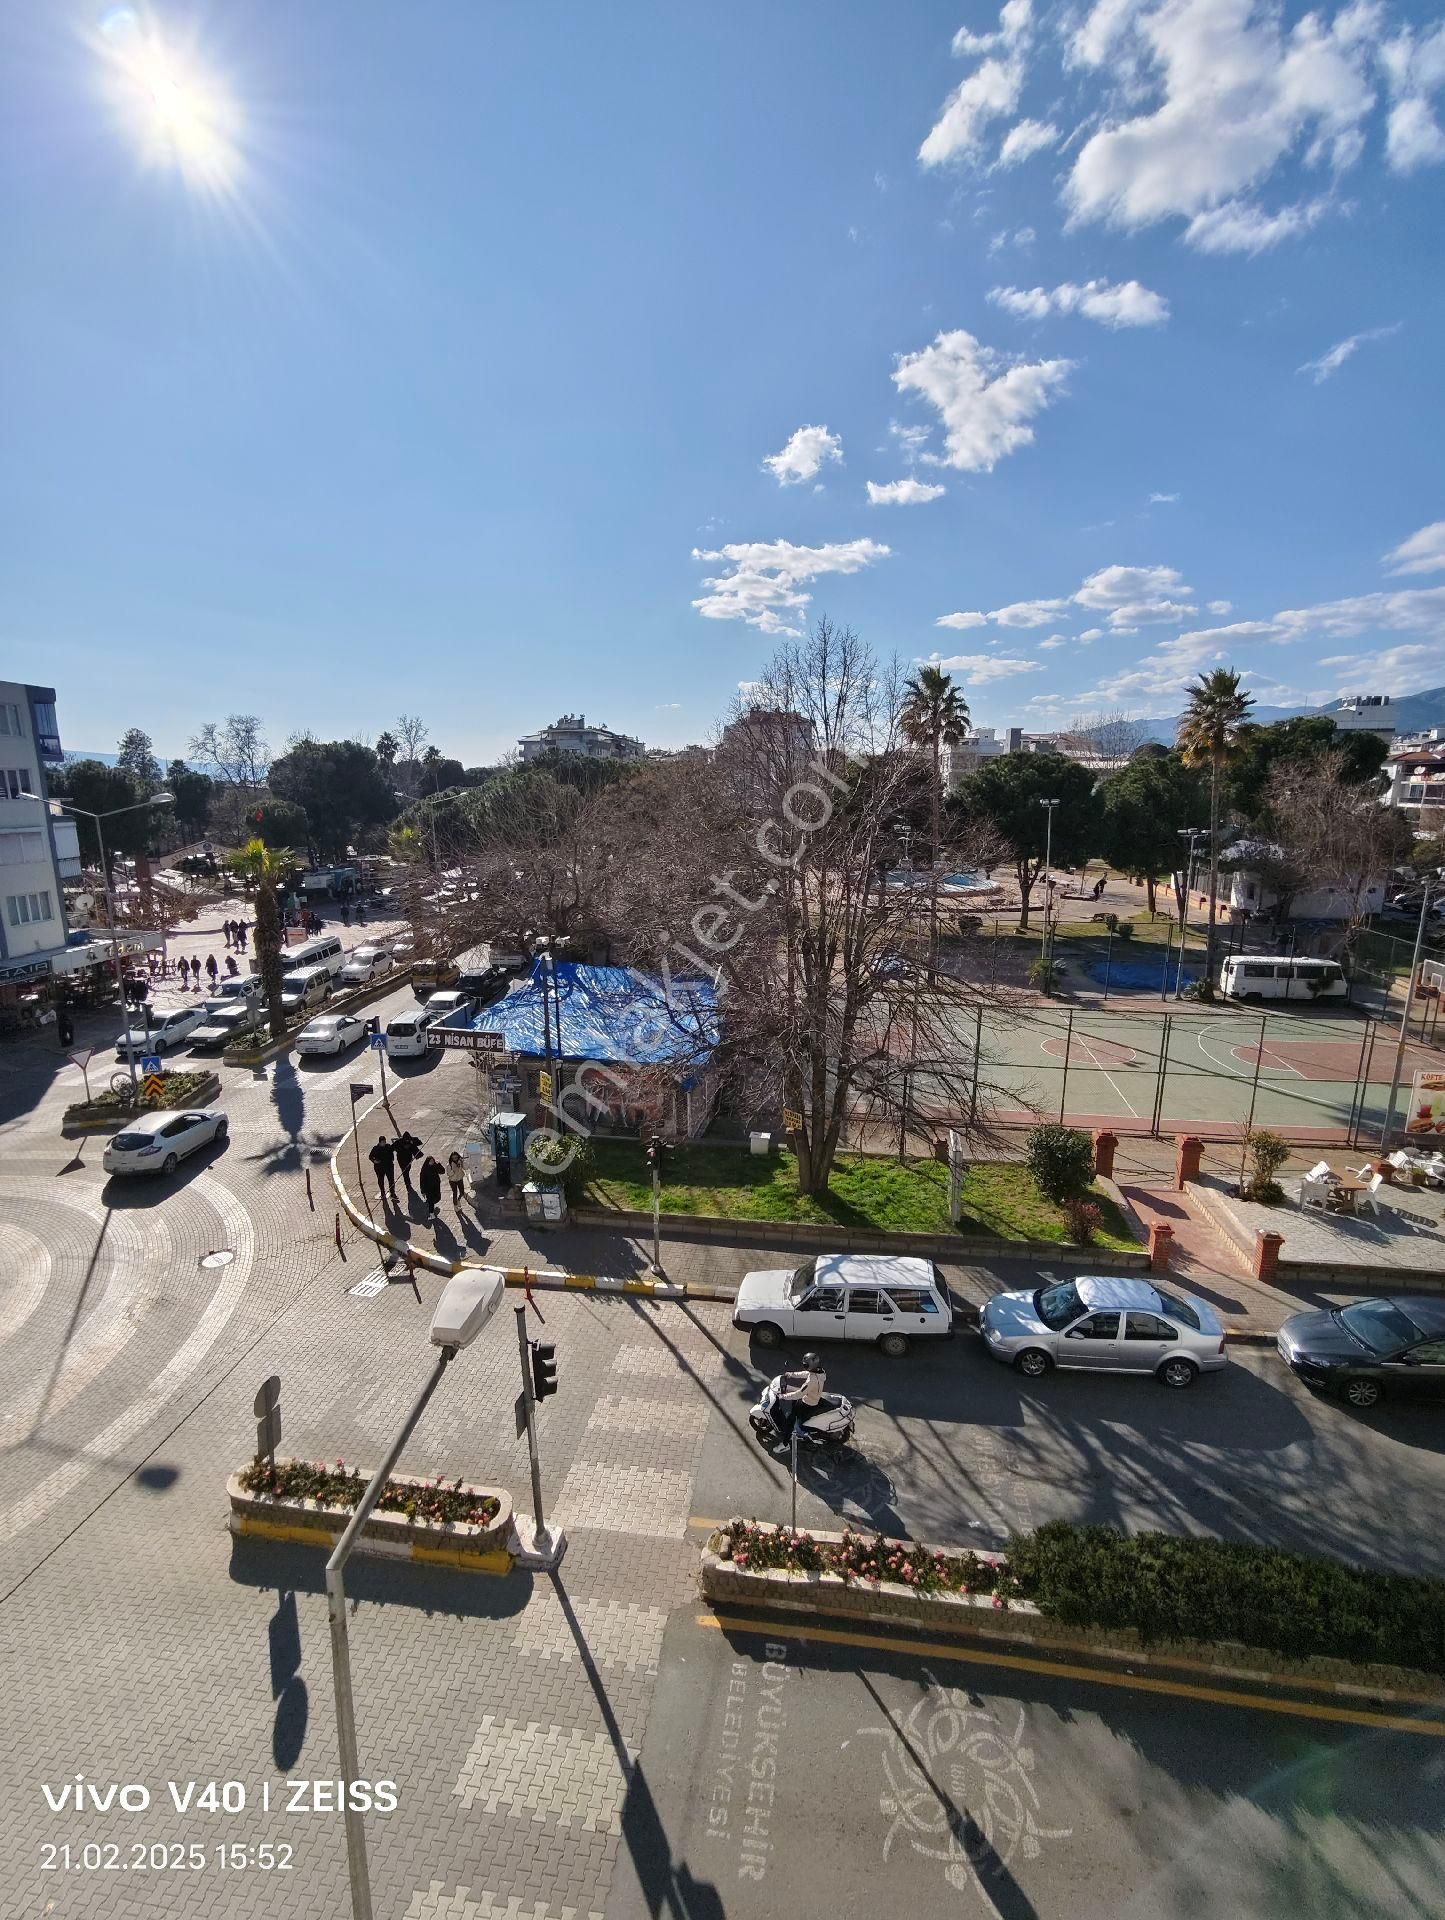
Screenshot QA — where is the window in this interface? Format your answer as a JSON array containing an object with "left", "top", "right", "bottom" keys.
[
  {"left": 1338, "top": 1301, "right": 1422, "bottom": 1354},
  {"left": 6, "top": 891, "right": 53, "bottom": 926},
  {"left": 1125, "top": 1312, "right": 1177, "bottom": 1341},
  {"left": 3, "top": 768, "right": 33, "bottom": 798},
  {"left": 1155, "top": 1290, "right": 1201, "bottom": 1331},
  {"left": 0, "top": 830, "right": 44, "bottom": 863},
  {"left": 1408, "top": 1342, "right": 1445, "bottom": 1365},
  {"left": 846, "top": 1289, "right": 891, "bottom": 1316},
  {"left": 887, "top": 1288, "right": 939, "bottom": 1314},
  {"left": 1036, "top": 1282, "right": 1083, "bottom": 1329},
  {"left": 798, "top": 1286, "right": 844, "bottom": 1313},
  {"left": 1066, "top": 1312, "right": 1120, "bottom": 1340},
  {"left": 0, "top": 702, "right": 19, "bottom": 735}
]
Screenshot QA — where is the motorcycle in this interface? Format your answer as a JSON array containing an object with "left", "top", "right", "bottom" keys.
[{"left": 748, "top": 1372, "right": 855, "bottom": 1452}]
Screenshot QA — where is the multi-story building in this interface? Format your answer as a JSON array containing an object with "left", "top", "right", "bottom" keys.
[
  {"left": 0, "top": 682, "right": 70, "bottom": 989},
  {"left": 1382, "top": 745, "right": 1445, "bottom": 821},
  {"left": 941, "top": 727, "right": 1007, "bottom": 788},
  {"left": 518, "top": 714, "right": 644, "bottom": 763},
  {"left": 1330, "top": 693, "right": 1396, "bottom": 743}
]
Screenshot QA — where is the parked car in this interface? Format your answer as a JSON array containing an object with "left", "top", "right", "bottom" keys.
[
  {"left": 295, "top": 1012, "right": 369, "bottom": 1057},
  {"left": 188, "top": 1003, "right": 266, "bottom": 1051},
  {"left": 980, "top": 1275, "right": 1226, "bottom": 1388},
  {"left": 338, "top": 944, "right": 392, "bottom": 987},
  {"left": 279, "top": 965, "right": 334, "bottom": 1017},
  {"left": 423, "top": 988, "right": 474, "bottom": 1022},
  {"left": 215, "top": 974, "right": 264, "bottom": 1006},
  {"left": 102, "top": 1107, "right": 228, "bottom": 1176},
  {"left": 116, "top": 1003, "right": 210, "bottom": 1058},
  {"left": 383, "top": 1005, "right": 441, "bottom": 1058},
  {"left": 732, "top": 1254, "right": 952, "bottom": 1358},
  {"left": 1276, "top": 1296, "right": 1445, "bottom": 1409}
]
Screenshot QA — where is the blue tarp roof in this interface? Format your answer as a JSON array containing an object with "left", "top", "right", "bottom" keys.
[{"left": 458, "top": 959, "right": 718, "bottom": 1067}]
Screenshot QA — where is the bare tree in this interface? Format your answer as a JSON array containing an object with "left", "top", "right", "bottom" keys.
[
  {"left": 392, "top": 714, "right": 430, "bottom": 796},
  {"left": 189, "top": 715, "right": 269, "bottom": 840},
  {"left": 1268, "top": 750, "right": 1414, "bottom": 964},
  {"left": 1058, "top": 710, "right": 1152, "bottom": 770}
]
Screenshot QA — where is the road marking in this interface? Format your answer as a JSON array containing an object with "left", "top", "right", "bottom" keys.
[
  {"left": 0, "top": 1226, "right": 53, "bottom": 1353},
  {"left": 1072, "top": 1036, "right": 1141, "bottom": 1118},
  {"left": 694, "top": 1613, "right": 1445, "bottom": 1737}
]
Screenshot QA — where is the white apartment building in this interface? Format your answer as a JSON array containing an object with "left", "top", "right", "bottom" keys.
[
  {"left": 518, "top": 713, "right": 645, "bottom": 762},
  {"left": 1330, "top": 693, "right": 1396, "bottom": 743},
  {"left": 0, "top": 682, "right": 70, "bottom": 981}
]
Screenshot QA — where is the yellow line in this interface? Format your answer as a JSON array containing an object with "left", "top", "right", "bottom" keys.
[
  {"left": 693, "top": 1613, "right": 1445, "bottom": 1738},
  {"left": 687, "top": 1515, "right": 723, "bottom": 1532}
]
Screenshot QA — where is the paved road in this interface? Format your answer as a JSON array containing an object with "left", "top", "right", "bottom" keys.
[
  {"left": 609, "top": 1609, "right": 1445, "bottom": 1920},
  {"left": 2, "top": 987, "right": 1444, "bottom": 1918}
]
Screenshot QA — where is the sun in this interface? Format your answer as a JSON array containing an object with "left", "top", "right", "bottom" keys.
[{"left": 96, "top": 7, "right": 242, "bottom": 195}]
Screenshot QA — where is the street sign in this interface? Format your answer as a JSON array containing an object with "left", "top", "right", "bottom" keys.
[
  {"left": 783, "top": 1108, "right": 802, "bottom": 1129},
  {"left": 425, "top": 1027, "right": 507, "bottom": 1053},
  {"left": 349, "top": 1082, "right": 374, "bottom": 1101},
  {"left": 140, "top": 1054, "right": 162, "bottom": 1075},
  {"left": 538, "top": 1071, "right": 554, "bottom": 1102},
  {"left": 253, "top": 1375, "right": 281, "bottom": 1417},
  {"left": 514, "top": 1389, "right": 528, "bottom": 1439},
  {"left": 68, "top": 1049, "right": 92, "bottom": 1071},
  {"left": 142, "top": 1073, "right": 164, "bottom": 1102},
  {"left": 369, "top": 1031, "right": 388, "bottom": 1051}
]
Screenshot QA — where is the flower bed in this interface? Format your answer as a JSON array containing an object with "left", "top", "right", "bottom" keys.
[
  {"left": 716, "top": 1519, "right": 1017, "bottom": 1601},
  {"left": 238, "top": 1456, "right": 500, "bottom": 1529},
  {"left": 63, "top": 1070, "right": 221, "bottom": 1133}
]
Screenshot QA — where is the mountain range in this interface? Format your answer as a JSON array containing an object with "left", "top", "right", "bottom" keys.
[{"left": 1140, "top": 687, "right": 1445, "bottom": 747}]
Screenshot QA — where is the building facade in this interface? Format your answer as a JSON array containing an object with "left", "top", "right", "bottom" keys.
[
  {"left": 0, "top": 683, "right": 70, "bottom": 983},
  {"left": 518, "top": 714, "right": 645, "bottom": 762},
  {"left": 1382, "top": 745, "right": 1445, "bottom": 820}
]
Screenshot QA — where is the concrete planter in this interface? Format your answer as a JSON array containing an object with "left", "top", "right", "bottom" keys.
[
  {"left": 62, "top": 1070, "right": 222, "bottom": 1136},
  {"left": 700, "top": 1521, "right": 1445, "bottom": 1703},
  {"left": 227, "top": 1462, "right": 514, "bottom": 1574}
]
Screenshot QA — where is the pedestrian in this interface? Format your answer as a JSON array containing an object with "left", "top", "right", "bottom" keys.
[
  {"left": 1094, "top": 876, "right": 1106, "bottom": 900},
  {"left": 368, "top": 1134, "right": 398, "bottom": 1206},
  {"left": 56, "top": 1003, "right": 74, "bottom": 1049},
  {"left": 225, "top": 954, "right": 239, "bottom": 977},
  {"left": 447, "top": 1148, "right": 466, "bottom": 1208},
  {"left": 239, "top": 920, "right": 249, "bottom": 951},
  {"left": 205, "top": 953, "right": 219, "bottom": 990},
  {"left": 356, "top": 902, "right": 367, "bottom": 926},
  {"left": 340, "top": 902, "right": 351, "bottom": 928},
  {"left": 177, "top": 955, "right": 191, "bottom": 989},
  {"left": 394, "top": 1131, "right": 422, "bottom": 1190},
  {"left": 419, "top": 1154, "right": 444, "bottom": 1222}
]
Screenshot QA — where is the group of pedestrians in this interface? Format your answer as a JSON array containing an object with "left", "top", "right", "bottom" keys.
[
  {"left": 221, "top": 918, "right": 251, "bottom": 951},
  {"left": 368, "top": 1130, "right": 468, "bottom": 1222},
  {"left": 168, "top": 953, "right": 240, "bottom": 992}
]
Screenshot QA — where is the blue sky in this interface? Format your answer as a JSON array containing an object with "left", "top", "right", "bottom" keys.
[{"left": 3, "top": 0, "right": 1443, "bottom": 764}]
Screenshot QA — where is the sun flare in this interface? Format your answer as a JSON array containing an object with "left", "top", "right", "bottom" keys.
[{"left": 97, "top": 7, "right": 242, "bottom": 194}]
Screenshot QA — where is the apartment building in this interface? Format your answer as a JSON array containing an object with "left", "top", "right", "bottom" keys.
[
  {"left": 0, "top": 682, "right": 70, "bottom": 983},
  {"left": 517, "top": 713, "right": 645, "bottom": 762}
]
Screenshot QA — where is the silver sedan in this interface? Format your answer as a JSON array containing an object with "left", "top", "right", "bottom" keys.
[{"left": 980, "top": 1274, "right": 1227, "bottom": 1388}]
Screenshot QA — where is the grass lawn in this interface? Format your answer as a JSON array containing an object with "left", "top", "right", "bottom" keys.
[{"left": 583, "top": 1139, "right": 1138, "bottom": 1250}]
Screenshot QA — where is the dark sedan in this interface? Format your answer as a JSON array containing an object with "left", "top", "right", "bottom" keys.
[{"left": 1277, "top": 1296, "right": 1445, "bottom": 1409}]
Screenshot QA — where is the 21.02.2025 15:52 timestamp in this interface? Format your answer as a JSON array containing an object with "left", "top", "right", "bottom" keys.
[{"left": 42, "top": 1841, "right": 294, "bottom": 1871}]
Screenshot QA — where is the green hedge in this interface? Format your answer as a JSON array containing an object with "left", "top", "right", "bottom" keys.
[{"left": 1010, "top": 1521, "right": 1445, "bottom": 1676}]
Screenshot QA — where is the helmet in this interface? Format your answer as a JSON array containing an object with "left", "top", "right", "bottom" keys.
[{"left": 803, "top": 1352, "right": 822, "bottom": 1370}]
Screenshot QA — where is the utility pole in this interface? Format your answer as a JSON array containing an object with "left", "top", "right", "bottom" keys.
[
  {"left": 1175, "top": 827, "right": 1205, "bottom": 999},
  {"left": 1037, "top": 798, "right": 1059, "bottom": 988},
  {"left": 1380, "top": 880, "right": 1433, "bottom": 1148},
  {"left": 512, "top": 1303, "right": 564, "bottom": 1566}
]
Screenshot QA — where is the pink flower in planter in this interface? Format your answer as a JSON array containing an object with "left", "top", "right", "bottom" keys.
[{"left": 735, "top": 1552, "right": 749, "bottom": 1567}]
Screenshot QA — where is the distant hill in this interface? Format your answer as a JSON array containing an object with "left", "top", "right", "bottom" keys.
[{"left": 1142, "top": 686, "right": 1445, "bottom": 746}]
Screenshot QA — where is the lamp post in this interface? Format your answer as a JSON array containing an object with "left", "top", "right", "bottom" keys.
[
  {"left": 1379, "top": 879, "right": 1434, "bottom": 1149},
  {"left": 1175, "top": 827, "right": 1206, "bottom": 999},
  {"left": 348, "top": 1082, "right": 374, "bottom": 1223},
  {"left": 326, "top": 1270, "right": 507, "bottom": 1920},
  {"left": 1036, "top": 798, "right": 1059, "bottom": 986},
  {"left": 27, "top": 790, "right": 172, "bottom": 1097}
]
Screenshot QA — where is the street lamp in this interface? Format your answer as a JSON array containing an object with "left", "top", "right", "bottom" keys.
[
  {"left": 327, "top": 1268, "right": 506, "bottom": 1920},
  {"left": 1036, "top": 798, "right": 1059, "bottom": 985},
  {"left": 22, "top": 789, "right": 172, "bottom": 1097},
  {"left": 1175, "top": 827, "right": 1206, "bottom": 999}
]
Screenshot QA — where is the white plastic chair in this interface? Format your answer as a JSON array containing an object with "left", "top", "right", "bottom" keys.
[
  {"left": 1299, "top": 1167, "right": 1334, "bottom": 1213},
  {"left": 1355, "top": 1172, "right": 1387, "bottom": 1219}
]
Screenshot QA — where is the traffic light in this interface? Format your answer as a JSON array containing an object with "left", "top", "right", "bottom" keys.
[
  {"left": 530, "top": 1340, "right": 558, "bottom": 1402},
  {"left": 645, "top": 1135, "right": 661, "bottom": 1172},
  {"left": 365, "top": 1015, "right": 380, "bottom": 1037}
]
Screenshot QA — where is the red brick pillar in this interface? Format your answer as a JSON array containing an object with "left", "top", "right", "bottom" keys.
[
  {"left": 1093, "top": 1130, "right": 1118, "bottom": 1179},
  {"left": 1174, "top": 1135, "right": 1203, "bottom": 1190},
  {"left": 1148, "top": 1222, "right": 1173, "bottom": 1273},
  {"left": 1254, "top": 1230, "right": 1284, "bottom": 1284}
]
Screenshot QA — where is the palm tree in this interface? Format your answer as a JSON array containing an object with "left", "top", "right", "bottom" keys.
[
  {"left": 901, "top": 665, "right": 970, "bottom": 970},
  {"left": 227, "top": 838, "right": 294, "bottom": 1039},
  {"left": 1177, "top": 668, "right": 1254, "bottom": 989}
]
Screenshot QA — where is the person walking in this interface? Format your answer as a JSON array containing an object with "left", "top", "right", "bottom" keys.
[
  {"left": 368, "top": 1134, "right": 399, "bottom": 1207},
  {"left": 394, "top": 1131, "right": 422, "bottom": 1191},
  {"left": 205, "top": 953, "right": 219, "bottom": 991},
  {"left": 447, "top": 1149, "right": 466, "bottom": 1209},
  {"left": 225, "top": 954, "right": 239, "bottom": 977},
  {"left": 56, "top": 1002, "right": 74, "bottom": 1049},
  {"left": 238, "top": 920, "right": 249, "bottom": 951},
  {"left": 177, "top": 955, "right": 191, "bottom": 990},
  {"left": 418, "top": 1154, "right": 444, "bottom": 1223}
]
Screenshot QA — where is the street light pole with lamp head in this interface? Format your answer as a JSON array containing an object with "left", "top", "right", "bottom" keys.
[
  {"left": 1175, "top": 827, "right": 1206, "bottom": 998},
  {"left": 1036, "top": 798, "right": 1059, "bottom": 984},
  {"left": 326, "top": 1268, "right": 507, "bottom": 1920},
  {"left": 24, "top": 789, "right": 172, "bottom": 1097}
]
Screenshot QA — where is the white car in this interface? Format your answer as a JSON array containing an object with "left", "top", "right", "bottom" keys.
[
  {"left": 733, "top": 1254, "right": 953, "bottom": 1358},
  {"left": 295, "top": 1012, "right": 368, "bottom": 1056},
  {"left": 338, "top": 945, "right": 392, "bottom": 987},
  {"left": 383, "top": 1006, "right": 440, "bottom": 1058},
  {"left": 103, "top": 1107, "right": 228, "bottom": 1176},
  {"left": 116, "top": 1003, "right": 209, "bottom": 1058},
  {"left": 423, "top": 989, "right": 474, "bottom": 1021}
]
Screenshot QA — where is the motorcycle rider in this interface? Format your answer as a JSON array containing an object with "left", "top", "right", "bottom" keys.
[{"left": 773, "top": 1352, "right": 826, "bottom": 1445}]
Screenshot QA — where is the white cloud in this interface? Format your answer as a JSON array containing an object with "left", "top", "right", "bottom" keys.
[
  {"left": 691, "top": 538, "right": 891, "bottom": 635},
  {"left": 932, "top": 652, "right": 1044, "bottom": 684},
  {"left": 1270, "top": 585, "right": 1445, "bottom": 642},
  {"left": 987, "top": 224, "right": 1037, "bottom": 253},
  {"left": 1150, "top": 491, "right": 1180, "bottom": 503},
  {"left": 1183, "top": 195, "right": 1333, "bottom": 254},
  {"left": 1297, "top": 323, "right": 1401, "bottom": 383},
  {"left": 988, "top": 277, "right": 1170, "bottom": 327},
  {"left": 1384, "top": 521, "right": 1445, "bottom": 577},
  {"left": 1207, "top": 598, "right": 1233, "bottom": 614},
  {"left": 952, "top": 0, "right": 1033, "bottom": 57},
  {"left": 1063, "top": 0, "right": 1376, "bottom": 247},
  {"left": 996, "top": 118, "right": 1060, "bottom": 167},
  {"left": 892, "top": 329, "right": 1073, "bottom": 473},
  {"left": 866, "top": 477, "right": 947, "bottom": 505},
  {"left": 992, "top": 598, "right": 1070, "bottom": 627},
  {"left": 1387, "top": 95, "right": 1445, "bottom": 169},
  {"left": 1074, "top": 562, "right": 1196, "bottom": 627},
  {"left": 924, "top": 1, "right": 1034, "bottom": 166},
  {"left": 1382, "top": 23, "right": 1445, "bottom": 171},
  {"left": 1077, "top": 627, "right": 1104, "bottom": 641},
  {"left": 1038, "top": 635, "right": 1068, "bottom": 649},
  {"left": 762, "top": 424, "right": 843, "bottom": 486},
  {"left": 936, "top": 610, "right": 989, "bottom": 630},
  {"left": 888, "top": 420, "right": 933, "bottom": 456},
  {"left": 1315, "top": 641, "right": 1445, "bottom": 691},
  {"left": 655, "top": 702, "right": 682, "bottom": 710},
  {"left": 1094, "top": 633, "right": 1231, "bottom": 702}
]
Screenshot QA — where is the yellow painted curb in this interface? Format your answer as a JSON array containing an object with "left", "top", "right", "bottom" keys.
[
  {"left": 235, "top": 1516, "right": 333, "bottom": 1547},
  {"left": 411, "top": 1543, "right": 513, "bottom": 1574},
  {"left": 234, "top": 1515, "right": 512, "bottom": 1575}
]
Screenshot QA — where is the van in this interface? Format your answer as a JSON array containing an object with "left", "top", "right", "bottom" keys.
[
  {"left": 286, "top": 933, "right": 344, "bottom": 977},
  {"left": 217, "top": 974, "right": 264, "bottom": 1006},
  {"left": 279, "top": 965, "right": 334, "bottom": 1016},
  {"left": 1220, "top": 955, "right": 1347, "bottom": 1003},
  {"left": 384, "top": 1005, "right": 441, "bottom": 1058}
]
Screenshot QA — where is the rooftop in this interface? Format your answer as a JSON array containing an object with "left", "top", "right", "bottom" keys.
[{"left": 457, "top": 958, "right": 718, "bottom": 1067}]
